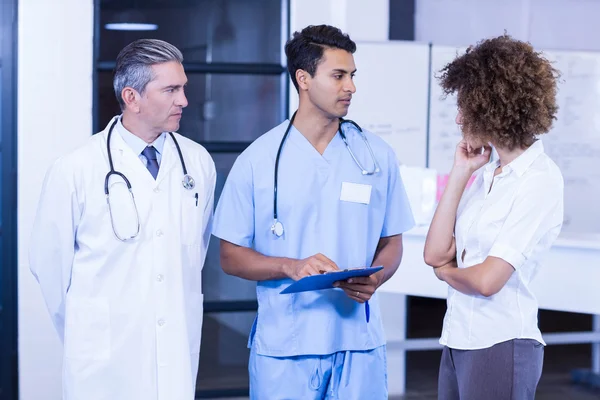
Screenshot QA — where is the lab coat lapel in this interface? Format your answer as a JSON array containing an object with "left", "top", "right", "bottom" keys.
[
  {"left": 102, "top": 117, "right": 174, "bottom": 188},
  {"left": 100, "top": 125, "right": 154, "bottom": 213},
  {"left": 155, "top": 134, "right": 177, "bottom": 187}
]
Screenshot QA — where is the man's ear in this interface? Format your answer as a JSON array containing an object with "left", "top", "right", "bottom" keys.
[
  {"left": 296, "top": 69, "right": 310, "bottom": 91},
  {"left": 121, "top": 87, "right": 141, "bottom": 113}
]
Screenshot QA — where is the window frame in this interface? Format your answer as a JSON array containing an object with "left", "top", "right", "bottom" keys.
[{"left": 0, "top": 0, "right": 19, "bottom": 398}]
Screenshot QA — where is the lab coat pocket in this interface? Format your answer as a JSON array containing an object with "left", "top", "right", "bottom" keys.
[
  {"left": 181, "top": 190, "right": 205, "bottom": 245},
  {"left": 187, "top": 293, "right": 204, "bottom": 354},
  {"left": 64, "top": 297, "right": 110, "bottom": 361}
]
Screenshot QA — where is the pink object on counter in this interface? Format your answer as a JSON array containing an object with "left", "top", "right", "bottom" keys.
[{"left": 436, "top": 173, "right": 476, "bottom": 201}]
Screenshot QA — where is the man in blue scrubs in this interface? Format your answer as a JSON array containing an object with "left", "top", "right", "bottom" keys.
[{"left": 213, "top": 25, "right": 415, "bottom": 399}]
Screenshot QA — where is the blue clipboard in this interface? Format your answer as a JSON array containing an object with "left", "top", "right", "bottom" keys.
[{"left": 279, "top": 266, "right": 384, "bottom": 294}]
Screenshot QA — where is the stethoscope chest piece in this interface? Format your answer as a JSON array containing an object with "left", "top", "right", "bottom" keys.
[
  {"left": 182, "top": 174, "right": 195, "bottom": 190},
  {"left": 271, "top": 220, "right": 284, "bottom": 237}
]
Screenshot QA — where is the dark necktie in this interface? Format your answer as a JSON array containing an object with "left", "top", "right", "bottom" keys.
[{"left": 141, "top": 146, "right": 159, "bottom": 179}]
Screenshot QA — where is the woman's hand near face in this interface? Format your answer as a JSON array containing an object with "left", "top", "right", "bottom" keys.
[{"left": 454, "top": 139, "right": 492, "bottom": 173}]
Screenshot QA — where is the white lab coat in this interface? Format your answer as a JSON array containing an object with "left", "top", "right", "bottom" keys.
[{"left": 29, "top": 117, "right": 216, "bottom": 400}]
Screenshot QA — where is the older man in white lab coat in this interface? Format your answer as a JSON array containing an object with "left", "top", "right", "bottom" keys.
[{"left": 29, "top": 39, "right": 215, "bottom": 400}]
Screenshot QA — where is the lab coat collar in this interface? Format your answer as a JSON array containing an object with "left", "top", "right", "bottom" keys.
[
  {"left": 102, "top": 116, "right": 178, "bottom": 187},
  {"left": 116, "top": 117, "right": 167, "bottom": 159}
]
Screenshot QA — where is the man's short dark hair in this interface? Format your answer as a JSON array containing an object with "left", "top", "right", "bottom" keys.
[{"left": 284, "top": 25, "right": 356, "bottom": 93}]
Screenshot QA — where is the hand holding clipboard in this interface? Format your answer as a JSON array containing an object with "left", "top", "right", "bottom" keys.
[{"left": 280, "top": 265, "right": 384, "bottom": 323}]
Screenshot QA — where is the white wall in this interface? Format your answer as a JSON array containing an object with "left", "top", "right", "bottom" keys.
[
  {"left": 416, "top": 0, "right": 600, "bottom": 51},
  {"left": 289, "top": 0, "right": 390, "bottom": 114},
  {"left": 18, "top": 0, "right": 94, "bottom": 399},
  {"left": 291, "top": 0, "right": 389, "bottom": 41}
]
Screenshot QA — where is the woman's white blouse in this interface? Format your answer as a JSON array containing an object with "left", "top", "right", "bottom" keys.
[{"left": 440, "top": 140, "right": 564, "bottom": 350}]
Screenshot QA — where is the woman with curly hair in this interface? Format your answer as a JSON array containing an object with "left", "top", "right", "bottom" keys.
[{"left": 424, "top": 35, "right": 564, "bottom": 400}]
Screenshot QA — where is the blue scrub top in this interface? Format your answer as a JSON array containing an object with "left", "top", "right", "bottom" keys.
[{"left": 213, "top": 120, "right": 415, "bottom": 357}]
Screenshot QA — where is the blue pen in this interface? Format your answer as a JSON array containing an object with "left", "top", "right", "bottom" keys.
[{"left": 365, "top": 300, "right": 370, "bottom": 323}]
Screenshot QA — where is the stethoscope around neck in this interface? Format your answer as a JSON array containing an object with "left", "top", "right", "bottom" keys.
[
  {"left": 270, "top": 111, "right": 381, "bottom": 238},
  {"left": 105, "top": 117, "right": 196, "bottom": 242}
]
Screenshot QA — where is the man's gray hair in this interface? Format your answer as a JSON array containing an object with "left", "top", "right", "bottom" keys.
[{"left": 113, "top": 39, "right": 183, "bottom": 110}]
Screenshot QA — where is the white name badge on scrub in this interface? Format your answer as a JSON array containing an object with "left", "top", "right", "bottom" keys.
[{"left": 340, "top": 182, "right": 372, "bottom": 205}]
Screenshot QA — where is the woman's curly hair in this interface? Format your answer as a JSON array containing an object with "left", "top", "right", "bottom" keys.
[{"left": 438, "top": 34, "right": 560, "bottom": 150}]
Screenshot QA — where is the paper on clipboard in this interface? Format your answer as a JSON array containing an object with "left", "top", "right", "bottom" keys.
[{"left": 279, "top": 266, "right": 384, "bottom": 294}]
